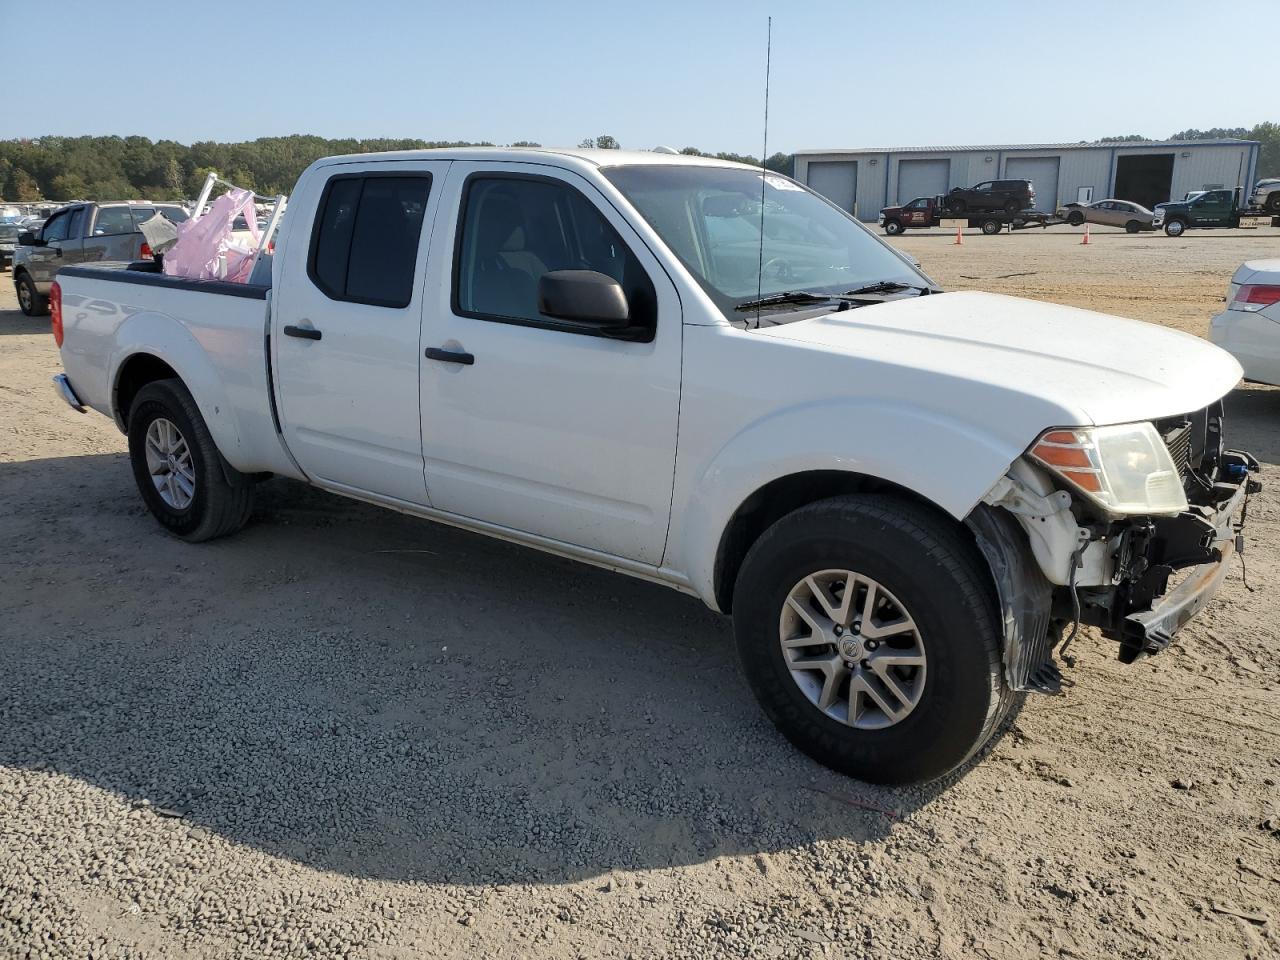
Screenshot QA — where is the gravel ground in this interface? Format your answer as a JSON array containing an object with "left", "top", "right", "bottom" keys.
[{"left": 1, "top": 230, "right": 1278, "bottom": 959}]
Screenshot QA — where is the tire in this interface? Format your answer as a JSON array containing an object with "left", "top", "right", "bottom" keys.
[
  {"left": 1125, "top": 220, "right": 1141, "bottom": 234},
  {"left": 15, "top": 272, "right": 46, "bottom": 316},
  {"left": 127, "top": 379, "right": 254, "bottom": 542},
  {"left": 1067, "top": 211, "right": 1085, "bottom": 227},
  {"left": 883, "top": 219, "right": 904, "bottom": 236},
  {"left": 732, "top": 494, "right": 1011, "bottom": 785},
  {"left": 1003, "top": 200, "right": 1020, "bottom": 215},
  {"left": 946, "top": 198, "right": 966, "bottom": 214},
  {"left": 1164, "top": 218, "right": 1186, "bottom": 237},
  {"left": 1267, "top": 193, "right": 1280, "bottom": 214},
  {"left": 980, "top": 219, "right": 1002, "bottom": 235}
]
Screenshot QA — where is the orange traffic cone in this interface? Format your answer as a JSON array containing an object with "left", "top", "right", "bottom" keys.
[
  {"left": 1081, "top": 224, "right": 1091, "bottom": 245},
  {"left": 954, "top": 224, "right": 963, "bottom": 245}
]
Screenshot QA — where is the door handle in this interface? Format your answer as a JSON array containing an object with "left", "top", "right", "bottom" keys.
[
  {"left": 283, "top": 325, "right": 322, "bottom": 341},
  {"left": 425, "top": 347, "right": 475, "bottom": 365}
]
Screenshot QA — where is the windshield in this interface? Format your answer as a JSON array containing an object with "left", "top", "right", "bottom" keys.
[{"left": 602, "top": 165, "right": 927, "bottom": 321}]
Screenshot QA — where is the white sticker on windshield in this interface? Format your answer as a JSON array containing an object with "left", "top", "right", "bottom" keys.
[{"left": 762, "top": 174, "right": 802, "bottom": 191}]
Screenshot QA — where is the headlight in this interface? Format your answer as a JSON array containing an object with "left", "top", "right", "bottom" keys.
[{"left": 1028, "top": 423, "right": 1188, "bottom": 515}]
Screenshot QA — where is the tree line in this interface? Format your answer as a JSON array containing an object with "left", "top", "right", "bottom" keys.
[
  {"left": 3, "top": 125, "right": 1274, "bottom": 204},
  {"left": 0, "top": 134, "right": 794, "bottom": 203}
]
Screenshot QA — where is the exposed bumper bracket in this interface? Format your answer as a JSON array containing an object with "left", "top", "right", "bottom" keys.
[{"left": 53, "top": 373, "right": 86, "bottom": 413}]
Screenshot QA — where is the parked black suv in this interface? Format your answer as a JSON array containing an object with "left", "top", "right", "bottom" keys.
[{"left": 942, "top": 179, "right": 1034, "bottom": 215}]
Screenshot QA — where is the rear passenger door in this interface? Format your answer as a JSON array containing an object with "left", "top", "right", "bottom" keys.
[
  {"left": 272, "top": 162, "right": 450, "bottom": 505},
  {"left": 83, "top": 206, "right": 138, "bottom": 263},
  {"left": 417, "top": 162, "right": 682, "bottom": 565}
]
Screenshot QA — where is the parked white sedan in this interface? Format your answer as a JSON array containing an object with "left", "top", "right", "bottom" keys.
[{"left": 1209, "top": 259, "right": 1280, "bottom": 386}]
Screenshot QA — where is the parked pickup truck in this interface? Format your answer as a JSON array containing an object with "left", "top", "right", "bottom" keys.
[
  {"left": 51, "top": 148, "right": 1260, "bottom": 785},
  {"left": 12, "top": 200, "right": 189, "bottom": 315},
  {"left": 1150, "top": 188, "right": 1278, "bottom": 236},
  {"left": 879, "top": 196, "right": 1055, "bottom": 235}
]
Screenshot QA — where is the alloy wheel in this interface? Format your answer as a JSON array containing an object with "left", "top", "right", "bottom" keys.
[
  {"left": 778, "top": 569, "right": 927, "bottom": 730},
  {"left": 144, "top": 417, "right": 196, "bottom": 510}
]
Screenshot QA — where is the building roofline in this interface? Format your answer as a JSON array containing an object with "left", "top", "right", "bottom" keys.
[{"left": 794, "top": 139, "right": 1259, "bottom": 156}]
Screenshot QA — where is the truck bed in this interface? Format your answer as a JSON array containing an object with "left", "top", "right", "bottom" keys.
[{"left": 58, "top": 261, "right": 271, "bottom": 299}]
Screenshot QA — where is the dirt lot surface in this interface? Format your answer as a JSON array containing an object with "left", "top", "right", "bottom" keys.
[{"left": 2, "top": 230, "right": 1278, "bottom": 960}]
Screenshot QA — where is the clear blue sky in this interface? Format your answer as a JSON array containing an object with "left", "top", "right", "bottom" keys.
[{"left": 3, "top": 0, "right": 1272, "bottom": 153}]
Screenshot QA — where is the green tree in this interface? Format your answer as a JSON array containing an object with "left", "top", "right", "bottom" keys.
[
  {"left": 49, "top": 173, "right": 89, "bottom": 200},
  {"left": 5, "top": 167, "right": 41, "bottom": 201},
  {"left": 1099, "top": 134, "right": 1152, "bottom": 142}
]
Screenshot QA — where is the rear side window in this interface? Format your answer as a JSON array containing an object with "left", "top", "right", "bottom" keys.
[
  {"left": 308, "top": 174, "right": 431, "bottom": 307},
  {"left": 94, "top": 207, "right": 135, "bottom": 236}
]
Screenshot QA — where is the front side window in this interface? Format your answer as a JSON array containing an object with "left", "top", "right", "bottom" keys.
[
  {"left": 975, "top": 182, "right": 993, "bottom": 192},
  {"left": 455, "top": 175, "right": 656, "bottom": 333},
  {"left": 603, "top": 165, "right": 927, "bottom": 321},
  {"left": 94, "top": 207, "right": 135, "bottom": 235},
  {"left": 308, "top": 174, "right": 431, "bottom": 308},
  {"left": 42, "top": 211, "right": 71, "bottom": 242}
]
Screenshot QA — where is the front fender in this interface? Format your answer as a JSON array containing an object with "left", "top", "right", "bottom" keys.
[
  {"left": 672, "top": 399, "right": 1025, "bottom": 608},
  {"left": 109, "top": 312, "right": 243, "bottom": 460}
]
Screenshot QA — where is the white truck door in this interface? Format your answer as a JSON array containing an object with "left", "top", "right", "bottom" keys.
[
  {"left": 272, "top": 162, "right": 449, "bottom": 505},
  {"left": 418, "top": 162, "right": 682, "bottom": 565}
]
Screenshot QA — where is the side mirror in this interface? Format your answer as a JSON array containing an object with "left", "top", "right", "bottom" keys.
[
  {"left": 538, "top": 270, "right": 633, "bottom": 335},
  {"left": 17, "top": 231, "right": 36, "bottom": 246}
]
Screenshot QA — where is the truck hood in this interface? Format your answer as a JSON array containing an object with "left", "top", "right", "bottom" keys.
[{"left": 757, "top": 290, "right": 1242, "bottom": 426}]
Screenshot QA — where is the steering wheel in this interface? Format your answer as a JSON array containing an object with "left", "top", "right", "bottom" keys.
[{"left": 761, "top": 257, "right": 793, "bottom": 282}]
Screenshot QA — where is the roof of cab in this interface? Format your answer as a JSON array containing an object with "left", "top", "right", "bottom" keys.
[{"left": 313, "top": 146, "right": 761, "bottom": 171}]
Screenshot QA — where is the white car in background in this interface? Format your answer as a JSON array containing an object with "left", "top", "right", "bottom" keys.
[{"left": 1210, "top": 259, "right": 1280, "bottom": 386}]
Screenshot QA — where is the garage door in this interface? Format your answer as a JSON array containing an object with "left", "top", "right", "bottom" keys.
[
  {"left": 806, "top": 161, "right": 858, "bottom": 216},
  {"left": 1004, "top": 157, "right": 1060, "bottom": 212},
  {"left": 897, "top": 158, "right": 950, "bottom": 205}
]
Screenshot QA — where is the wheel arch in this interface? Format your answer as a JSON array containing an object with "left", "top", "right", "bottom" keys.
[
  {"left": 711, "top": 469, "right": 966, "bottom": 615},
  {"left": 108, "top": 313, "right": 243, "bottom": 465}
]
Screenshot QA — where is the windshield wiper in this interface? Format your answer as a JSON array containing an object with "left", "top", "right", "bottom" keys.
[
  {"left": 843, "top": 280, "right": 931, "bottom": 296},
  {"left": 733, "top": 290, "right": 847, "bottom": 312}
]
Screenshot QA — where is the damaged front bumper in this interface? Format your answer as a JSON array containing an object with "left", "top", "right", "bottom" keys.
[{"left": 1103, "top": 457, "right": 1260, "bottom": 662}]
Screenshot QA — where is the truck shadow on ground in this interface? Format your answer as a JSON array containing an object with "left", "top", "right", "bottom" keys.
[{"left": 0, "top": 451, "right": 1004, "bottom": 886}]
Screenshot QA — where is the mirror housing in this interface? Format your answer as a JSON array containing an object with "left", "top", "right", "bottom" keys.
[
  {"left": 538, "top": 270, "right": 632, "bottom": 334},
  {"left": 17, "top": 231, "right": 37, "bottom": 246}
]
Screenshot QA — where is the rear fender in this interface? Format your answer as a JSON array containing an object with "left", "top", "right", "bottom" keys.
[{"left": 109, "top": 311, "right": 243, "bottom": 461}]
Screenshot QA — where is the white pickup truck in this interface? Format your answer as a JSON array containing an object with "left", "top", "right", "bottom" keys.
[{"left": 51, "top": 148, "right": 1260, "bottom": 784}]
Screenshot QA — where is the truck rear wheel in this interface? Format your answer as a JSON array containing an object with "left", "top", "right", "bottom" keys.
[
  {"left": 883, "top": 219, "right": 904, "bottom": 236},
  {"left": 731, "top": 494, "right": 1014, "bottom": 784},
  {"left": 1164, "top": 219, "right": 1186, "bottom": 237},
  {"left": 980, "top": 219, "right": 1002, "bottom": 235},
  {"left": 1267, "top": 194, "right": 1280, "bottom": 213},
  {"left": 1125, "top": 220, "right": 1141, "bottom": 234},
  {"left": 127, "top": 379, "right": 254, "bottom": 542}
]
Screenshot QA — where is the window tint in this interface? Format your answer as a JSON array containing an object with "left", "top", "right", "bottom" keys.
[
  {"left": 94, "top": 207, "right": 136, "bottom": 235},
  {"left": 309, "top": 175, "right": 431, "bottom": 307},
  {"left": 129, "top": 206, "right": 189, "bottom": 228},
  {"left": 455, "top": 176, "right": 656, "bottom": 333},
  {"left": 66, "top": 207, "right": 87, "bottom": 239},
  {"left": 42, "top": 211, "right": 71, "bottom": 242}
]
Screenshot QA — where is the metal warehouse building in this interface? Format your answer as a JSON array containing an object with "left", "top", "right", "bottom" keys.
[{"left": 794, "top": 139, "right": 1261, "bottom": 221}]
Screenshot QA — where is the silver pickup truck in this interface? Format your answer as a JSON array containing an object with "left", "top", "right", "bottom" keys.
[{"left": 12, "top": 201, "right": 188, "bottom": 315}]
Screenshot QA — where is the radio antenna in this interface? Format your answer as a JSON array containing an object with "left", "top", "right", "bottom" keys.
[{"left": 753, "top": 15, "right": 772, "bottom": 329}]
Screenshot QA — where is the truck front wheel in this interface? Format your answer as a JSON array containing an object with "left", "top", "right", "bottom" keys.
[
  {"left": 1267, "top": 194, "right": 1280, "bottom": 213},
  {"left": 1164, "top": 219, "right": 1187, "bottom": 237},
  {"left": 127, "top": 379, "right": 254, "bottom": 542},
  {"left": 883, "top": 219, "right": 904, "bottom": 236},
  {"left": 731, "top": 495, "right": 1014, "bottom": 784},
  {"left": 16, "top": 272, "right": 46, "bottom": 316}
]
